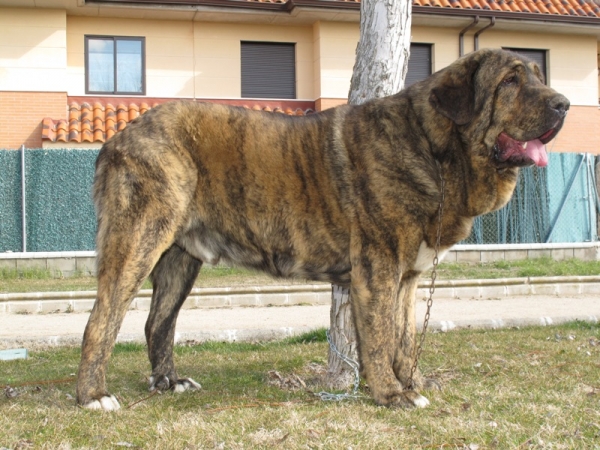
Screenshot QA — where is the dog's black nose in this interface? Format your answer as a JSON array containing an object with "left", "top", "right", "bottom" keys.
[{"left": 549, "top": 94, "right": 570, "bottom": 117}]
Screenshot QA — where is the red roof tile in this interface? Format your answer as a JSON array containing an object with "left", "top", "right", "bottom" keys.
[
  {"left": 105, "top": 0, "right": 599, "bottom": 17},
  {"left": 42, "top": 100, "right": 315, "bottom": 144},
  {"left": 431, "top": 0, "right": 600, "bottom": 16},
  {"left": 259, "top": 0, "right": 600, "bottom": 17},
  {"left": 417, "top": 0, "right": 594, "bottom": 17}
]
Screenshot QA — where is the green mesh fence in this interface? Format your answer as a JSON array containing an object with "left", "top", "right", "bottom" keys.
[
  {"left": 0, "top": 151, "right": 23, "bottom": 252},
  {"left": 464, "top": 153, "right": 598, "bottom": 244},
  {"left": 0, "top": 149, "right": 597, "bottom": 252},
  {"left": 0, "top": 149, "right": 99, "bottom": 252}
]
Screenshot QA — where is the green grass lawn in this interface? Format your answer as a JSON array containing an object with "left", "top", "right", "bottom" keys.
[
  {"left": 1, "top": 322, "right": 599, "bottom": 448},
  {"left": 2, "top": 257, "right": 600, "bottom": 294}
]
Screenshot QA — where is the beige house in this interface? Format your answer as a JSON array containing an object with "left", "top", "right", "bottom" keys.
[{"left": 0, "top": 0, "right": 599, "bottom": 152}]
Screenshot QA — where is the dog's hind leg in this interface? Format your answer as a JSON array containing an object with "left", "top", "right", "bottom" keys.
[
  {"left": 77, "top": 249, "right": 161, "bottom": 409},
  {"left": 145, "top": 245, "right": 202, "bottom": 393},
  {"left": 76, "top": 221, "right": 181, "bottom": 410}
]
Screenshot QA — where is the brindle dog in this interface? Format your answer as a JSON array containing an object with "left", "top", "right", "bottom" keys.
[{"left": 77, "top": 49, "right": 569, "bottom": 410}]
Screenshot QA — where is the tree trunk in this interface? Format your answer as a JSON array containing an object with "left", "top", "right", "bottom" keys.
[
  {"left": 325, "top": 285, "right": 357, "bottom": 388},
  {"left": 326, "top": 0, "right": 412, "bottom": 389},
  {"left": 349, "top": 0, "right": 412, "bottom": 106}
]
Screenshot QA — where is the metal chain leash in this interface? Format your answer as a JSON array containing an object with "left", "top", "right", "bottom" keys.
[
  {"left": 406, "top": 160, "right": 445, "bottom": 391},
  {"left": 314, "top": 329, "right": 364, "bottom": 401}
]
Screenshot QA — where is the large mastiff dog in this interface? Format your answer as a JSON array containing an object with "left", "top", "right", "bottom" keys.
[{"left": 77, "top": 49, "right": 569, "bottom": 410}]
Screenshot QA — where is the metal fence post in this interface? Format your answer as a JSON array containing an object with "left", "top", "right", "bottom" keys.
[
  {"left": 585, "top": 153, "right": 599, "bottom": 241},
  {"left": 21, "top": 144, "right": 26, "bottom": 252}
]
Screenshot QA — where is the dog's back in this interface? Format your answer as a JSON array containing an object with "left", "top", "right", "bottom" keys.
[{"left": 94, "top": 101, "right": 354, "bottom": 284}]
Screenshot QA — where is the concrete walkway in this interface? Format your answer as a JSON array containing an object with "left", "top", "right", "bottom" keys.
[{"left": 1, "top": 281, "right": 598, "bottom": 348}]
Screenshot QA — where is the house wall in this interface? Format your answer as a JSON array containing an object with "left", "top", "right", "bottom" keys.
[
  {"left": 411, "top": 26, "right": 460, "bottom": 74},
  {"left": 312, "top": 24, "right": 600, "bottom": 154},
  {"left": 63, "top": 18, "right": 600, "bottom": 107},
  {"left": 313, "top": 21, "right": 359, "bottom": 110},
  {"left": 193, "top": 22, "right": 314, "bottom": 99},
  {"left": 479, "top": 30, "right": 598, "bottom": 106},
  {"left": 313, "top": 24, "right": 599, "bottom": 101},
  {"left": 0, "top": 8, "right": 68, "bottom": 149},
  {"left": 0, "top": 91, "right": 67, "bottom": 149},
  {"left": 0, "top": 8, "right": 67, "bottom": 92},
  {"left": 1, "top": 7, "right": 598, "bottom": 153},
  {"left": 67, "top": 17, "right": 195, "bottom": 98},
  {"left": 67, "top": 17, "right": 315, "bottom": 100}
]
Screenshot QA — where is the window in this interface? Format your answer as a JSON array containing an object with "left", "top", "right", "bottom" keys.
[
  {"left": 406, "top": 44, "right": 432, "bottom": 87},
  {"left": 504, "top": 48, "right": 547, "bottom": 83},
  {"left": 241, "top": 42, "right": 296, "bottom": 99},
  {"left": 85, "top": 36, "right": 145, "bottom": 95}
]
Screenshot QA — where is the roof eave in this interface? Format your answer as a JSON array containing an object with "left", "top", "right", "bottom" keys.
[{"left": 84, "top": 0, "right": 600, "bottom": 24}]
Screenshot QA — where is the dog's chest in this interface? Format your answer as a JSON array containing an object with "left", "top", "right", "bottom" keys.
[{"left": 413, "top": 241, "right": 449, "bottom": 272}]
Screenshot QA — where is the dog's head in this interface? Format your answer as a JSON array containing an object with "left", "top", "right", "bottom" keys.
[{"left": 428, "top": 48, "right": 569, "bottom": 169}]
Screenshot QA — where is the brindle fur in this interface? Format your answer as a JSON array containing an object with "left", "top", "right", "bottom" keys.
[{"left": 77, "top": 49, "right": 569, "bottom": 409}]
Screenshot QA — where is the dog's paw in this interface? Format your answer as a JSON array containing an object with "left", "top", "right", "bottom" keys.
[
  {"left": 410, "top": 393, "right": 430, "bottom": 408},
  {"left": 149, "top": 375, "right": 201, "bottom": 393},
  {"left": 383, "top": 390, "right": 430, "bottom": 409},
  {"left": 172, "top": 378, "right": 202, "bottom": 393},
  {"left": 81, "top": 395, "right": 121, "bottom": 411}
]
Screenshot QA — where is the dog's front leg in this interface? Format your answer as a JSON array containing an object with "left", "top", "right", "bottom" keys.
[
  {"left": 350, "top": 255, "right": 430, "bottom": 409},
  {"left": 393, "top": 271, "right": 440, "bottom": 392}
]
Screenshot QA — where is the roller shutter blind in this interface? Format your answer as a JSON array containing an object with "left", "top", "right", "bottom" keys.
[
  {"left": 405, "top": 44, "right": 432, "bottom": 87},
  {"left": 505, "top": 48, "right": 547, "bottom": 83},
  {"left": 241, "top": 42, "right": 296, "bottom": 99}
]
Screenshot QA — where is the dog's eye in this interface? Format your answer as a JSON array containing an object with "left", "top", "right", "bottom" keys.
[{"left": 502, "top": 75, "right": 517, "bottom": 85}]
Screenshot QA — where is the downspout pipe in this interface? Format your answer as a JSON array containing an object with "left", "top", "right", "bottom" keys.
[
  {"left": 474, "top": 17, "right": 496, "bottom": 51},
  {"left": 459, "top": 16, "right": 479, "bottom": 57}
]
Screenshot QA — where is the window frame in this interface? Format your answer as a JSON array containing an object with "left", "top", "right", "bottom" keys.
[
  {"left": 240, "top": 41, "right": 297, "bottom": 100},
  {"left": 85, "top": 35, "right": 146, "bottom": 95}
]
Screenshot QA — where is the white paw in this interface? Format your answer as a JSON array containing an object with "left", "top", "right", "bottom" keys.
[
  {"left": 149, "top": 375, "right": 165, "bottom": 392},
  {"left": 173, "top": 378, "right": 202, "bottom": 393},
  {"left": 83, "top": 395, "right": 121, "bottom": 411},
  {"left": 149, "top": 376, "right": 201, "bottom": 392},
  {"left": 412, "top": 394, "right": 430, "bottom": 409}
]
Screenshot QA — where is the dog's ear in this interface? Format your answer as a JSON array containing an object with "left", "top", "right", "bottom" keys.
[{"left": 429, "top": 56, "right": 481, "bottom": 126}]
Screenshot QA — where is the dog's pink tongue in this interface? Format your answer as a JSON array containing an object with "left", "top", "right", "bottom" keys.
[{"left": 525, "top": 139, "right": 548, "bottom": 167}]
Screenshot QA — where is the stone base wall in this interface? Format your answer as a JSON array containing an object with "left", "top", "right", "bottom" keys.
[{"left": 1, "top": 243, "right": 599, "bottom": 278}]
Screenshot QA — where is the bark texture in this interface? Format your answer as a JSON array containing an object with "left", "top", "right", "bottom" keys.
[
  {"left": 348, "top": 0, "right": 412, "bottom": 105},
  {"left": 325, "top": 285, "right": 357, "bottom": 388}
]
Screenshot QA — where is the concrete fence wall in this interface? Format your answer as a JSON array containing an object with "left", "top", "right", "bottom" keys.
[{"left": 2, "top": 243, "right": 599, "bottom": 278}]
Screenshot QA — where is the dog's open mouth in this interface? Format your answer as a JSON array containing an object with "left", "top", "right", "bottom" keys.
[{"left": 493, "top": 127, "right": 558, "bottom": 168}]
